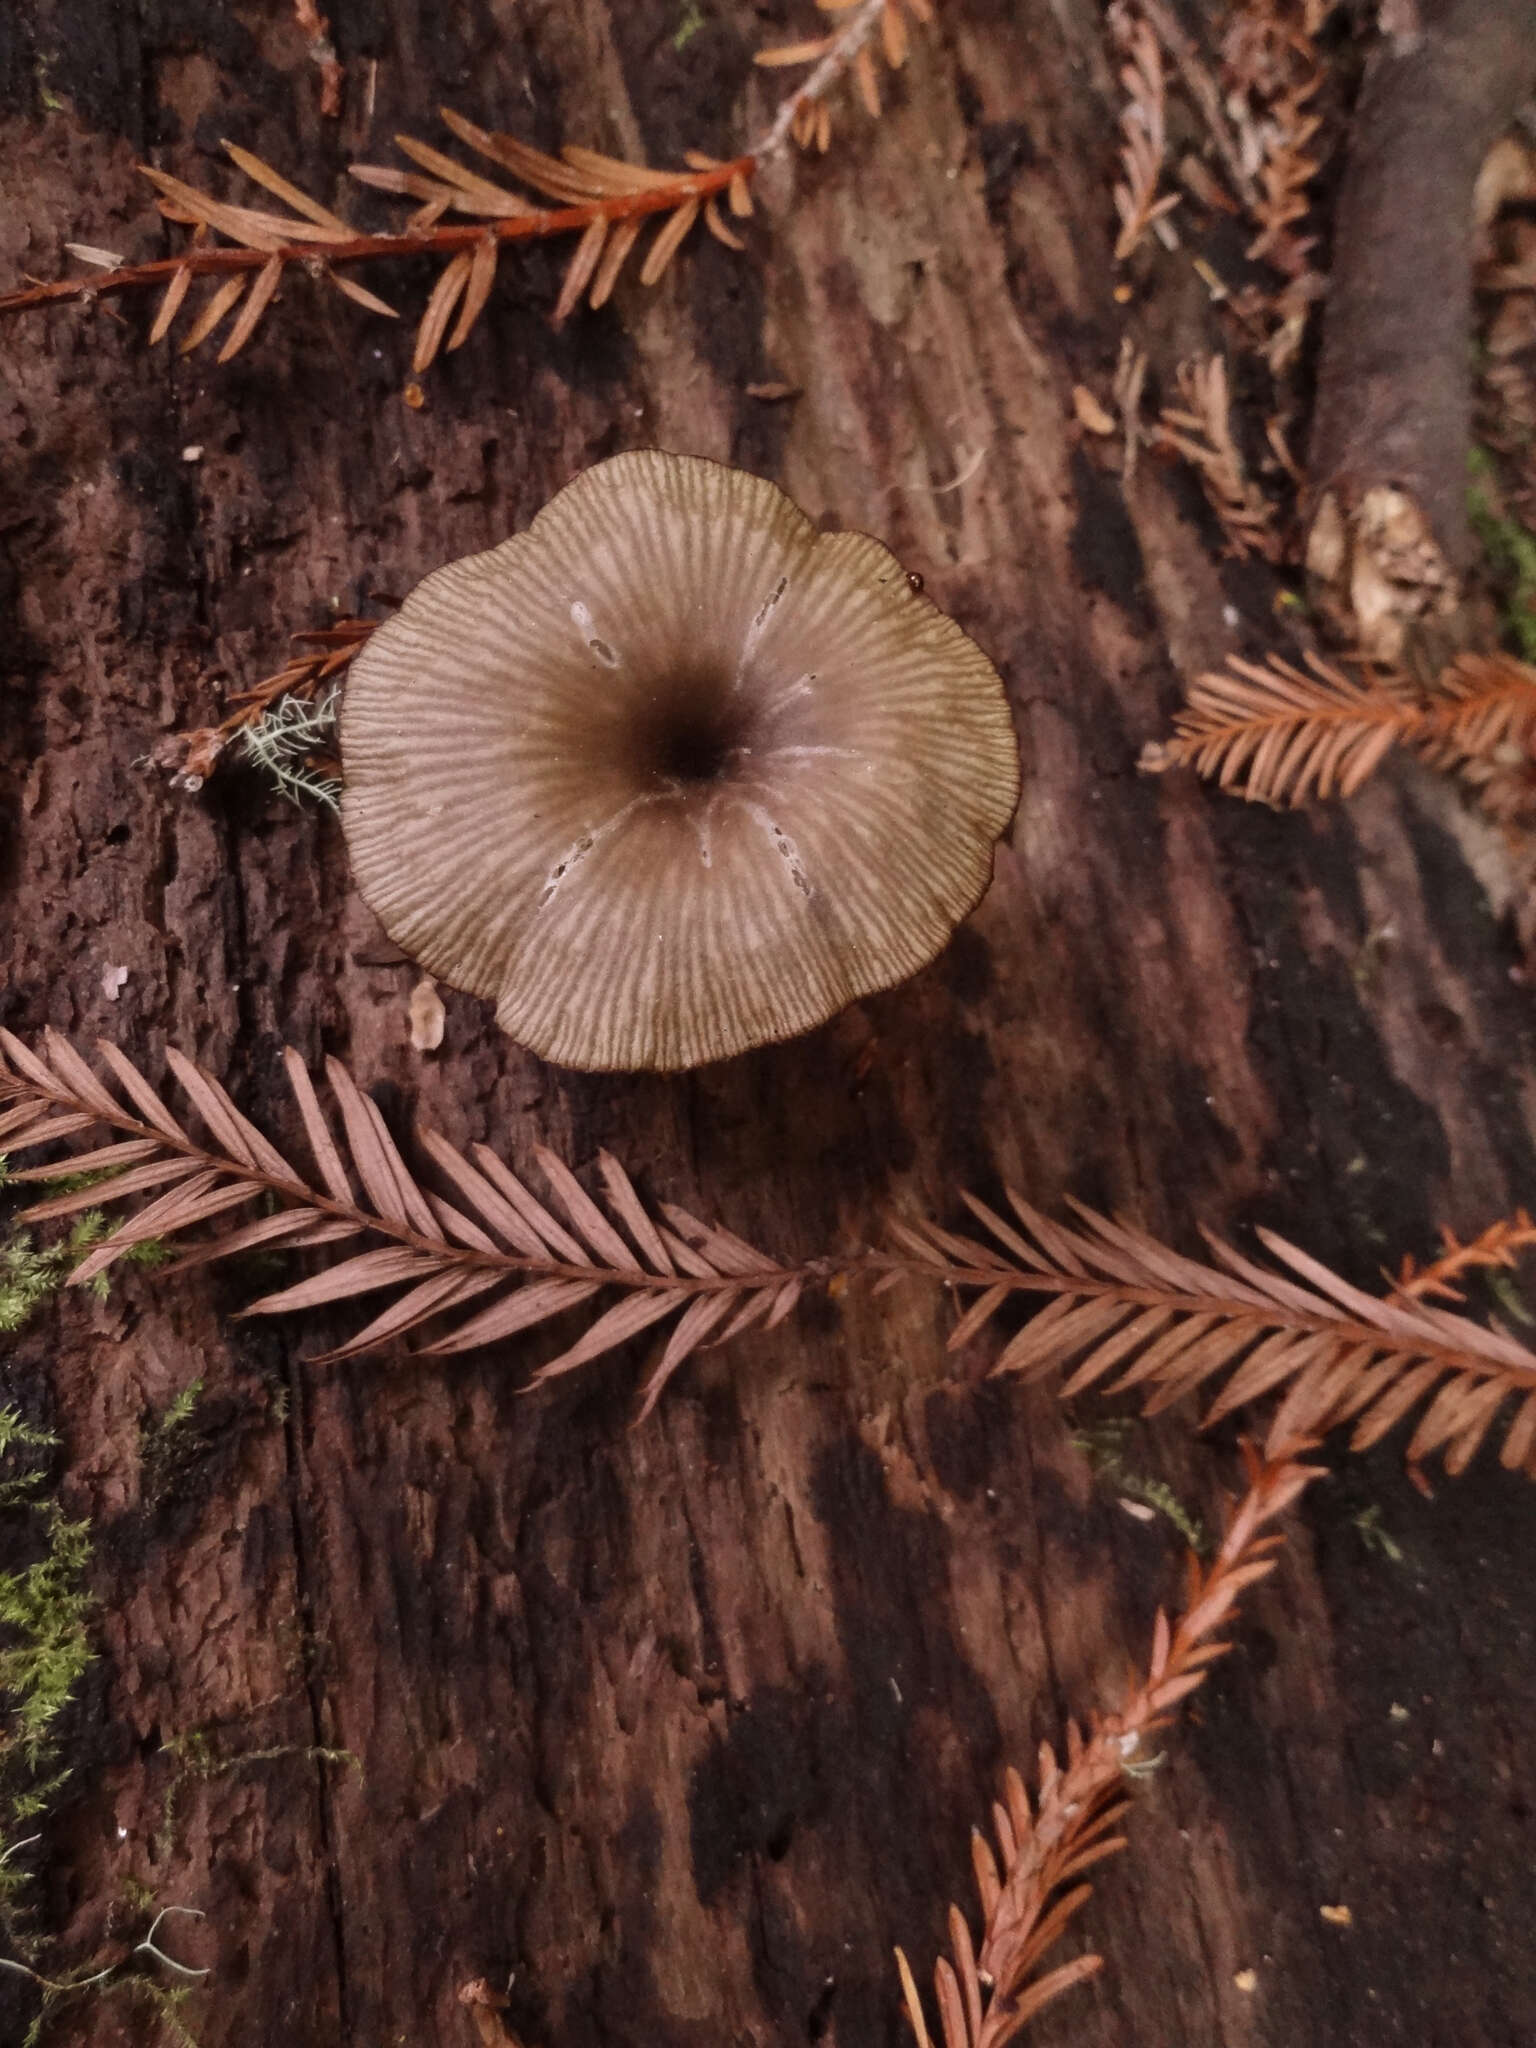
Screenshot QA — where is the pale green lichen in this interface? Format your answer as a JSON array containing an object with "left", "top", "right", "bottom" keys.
[{"left": 238, "top": 685, "right": 342, "bottom": 809}]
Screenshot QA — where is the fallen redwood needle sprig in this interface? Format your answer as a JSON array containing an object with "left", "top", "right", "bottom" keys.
[
  {"left": 1140, "top": 649, "right": 1536, "bottom": 809},
  {"left": 150, "top": 615, "right": 379, "bottom": 789},
  {"left": 0, "top": 0, "right": 935, "bottom": 371},
  {"left": 0, "top": 1028, "right": 821, "bottom": 1421},
  {"left": 5, "top": 1034, "right": 1536, "bottom": 1471},
  {"left": 0, "top": 136, "right": 758, "bottom": 372},
  {"left": 896, "top": 1443, "right": 1321, "bottom": 2046},
  {"left": 3, "top": 1034, "right": 1535, "bottom": 2037}
]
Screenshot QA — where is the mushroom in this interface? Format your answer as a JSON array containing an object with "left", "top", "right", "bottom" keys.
[{"left": 340, "top": 451, "right": 1020, "bottom": 1071}]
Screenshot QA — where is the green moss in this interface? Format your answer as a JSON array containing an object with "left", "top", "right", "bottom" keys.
[
  {"left": 0, "top": 1410, "right": 97, "bottom": 1940},
  {"left": 159, "top": 1729, "right": 214, "bottom": 1779},
  {"left": 110, "top": 1976, "right": 202, "bottom": 2048},
  {"left": 29, "top": 1165, "right": 124, "bottom": 1198},
  {"left": 6, "top": 1906, "right": 208, "bottom": 2047},
  {"left": 673, "top": 0, "right": 706, "bottom": 49},
  {"left": 32, "top": 53, "right": 66, "bottom": 115},
  {"left": 0, "top": 1196, "right": 157, "bottom": 1957},
  {"left": 0, "top": 1413, "right": 53, "bottom": 1514},
  {"left": 138, "top": 1379, "right": 210, "bottom": 1515},
  {"left": 0, "top": 1425, "right": 210, "bottom": 2040},
  {"left": 153, "top": 1381, "right": 205, "bottom": 1438},
  {"left": 0, "top": 1212, "right": 170, "bottom": 1332},
  {"left": 0, "top": 1513, "right": 93, "bottom": 1765},
  {"left": 1484, "top": 1268, "right": 1534, "bottom": 1328},
  {"left": 120, "top": 1873, "right": 159, "bottom": 1916},
  {"left": 1353, "top": 1503, "right": 1406, "bottom": 1564},
  {"left": 1070, "top": 1418, "right": 1210, "bottom": 1554},
  {"left": 0, "top": 1217, "right": 107, "bottom": 1329},
  {"left": 1468, "top": 446, "right": 1536, "bottom": 662}
]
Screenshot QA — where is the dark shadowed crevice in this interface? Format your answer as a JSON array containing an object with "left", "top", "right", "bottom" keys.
[{"left": 276, "top": 1357, "right": 355, "bottom": 2041}]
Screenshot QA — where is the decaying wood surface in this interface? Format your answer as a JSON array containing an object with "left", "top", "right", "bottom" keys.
[
  {"left": 1304, "top": 0, "right": 1536, "bottom": 660},
  {"left": 2, "top": 3, "right": 1535, "bottom": 2044}
]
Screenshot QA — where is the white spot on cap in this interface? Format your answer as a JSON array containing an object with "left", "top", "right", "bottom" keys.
[
  {"left": 571, "top": 599, "right": 619, "bottom": 666},
  {"left": 745, "top": 803, "right": 811, "bottom": 897},
  {"left": 538, "top": 831, "right": 597, "bottom": 907}
]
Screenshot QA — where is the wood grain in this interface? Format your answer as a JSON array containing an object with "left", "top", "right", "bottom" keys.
[{"left": 2, "top": 3, "right": 1534, "bottom": 2043}]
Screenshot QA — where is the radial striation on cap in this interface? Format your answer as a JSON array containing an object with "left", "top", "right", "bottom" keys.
[{"left": 340, "top": 450, "right": 1021, "bottom": 1071}]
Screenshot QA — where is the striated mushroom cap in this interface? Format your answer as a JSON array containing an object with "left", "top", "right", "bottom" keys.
[{"left": 340, "top": 451, "right": 1020, "bottom": 1071}]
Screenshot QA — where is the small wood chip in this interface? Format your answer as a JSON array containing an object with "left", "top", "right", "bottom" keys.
[
  {"left": 745, "top": 380, "right": 799, "bottom": 401},
  {"left": 1233, "top": 1968, "right": 1258, "bottom": 1993},
  {"left": 456, "top": 1980, "right": 530, "bottom": 2048},
  {"left": 65, "top": 241, "right": 127, "bottom": 269},
  {"left": 408, "top": 976, "right": 446, "bottom": 1052},
  {"left": 1319, "top": 1903, "right": 1353, "bottom": 1927},
  {"left": 1072, "top": 384, "right": 1116, "bottom": 435}
]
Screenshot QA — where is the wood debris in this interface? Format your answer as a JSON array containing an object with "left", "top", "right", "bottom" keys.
[
  {"left": 1108, "top": 3, "right": 1180, "bottom": 262},
  {"left": 1155, "top": 355, "right": 1283, "bottom": 561},
  {"left": 408, "top": 978, "right": 446, "bottom": 1053}
]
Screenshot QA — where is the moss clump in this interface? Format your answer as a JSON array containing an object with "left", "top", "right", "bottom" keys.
[
  {"left": 0, "top": 1189, "right": 166, "bottom": 1933},
  {"left": 1070, "top": 1418, "right": 1209, "bottom": 1555},
  {"left": 0, "top": 1216, "right": 111, "bottom": 1330},
  {"left": 0, "top": 1208, "right": 171, "bottom": 1334},
  {"left": 0, "top": 1408, "right": 96, "bottom": 1931},
  {"left": 1468, "top": 447, "right": 1536, "bottom": 663}
]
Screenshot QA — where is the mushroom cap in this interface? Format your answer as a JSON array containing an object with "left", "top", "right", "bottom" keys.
[{"left": 340, "top": 451, "right": 1020, "bottom": 1071}]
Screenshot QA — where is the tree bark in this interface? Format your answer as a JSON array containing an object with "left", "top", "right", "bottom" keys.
[
  {"left": 1305, "top": 0, "right": 1536, "bottom": 661},
  {"left": 3, "top": 3, "right": 1536, "bottom": 2046}
]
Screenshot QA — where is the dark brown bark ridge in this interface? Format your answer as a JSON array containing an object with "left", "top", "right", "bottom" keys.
[{"left": 4, "top": 2, "right": 1536, "bottom": 2044}]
